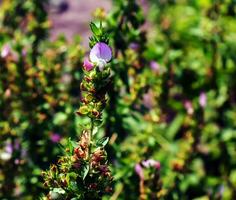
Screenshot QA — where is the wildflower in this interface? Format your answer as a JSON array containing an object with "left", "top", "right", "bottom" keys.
[
  {"left": 83, "top": 58, "right": 94, "bottom": 71},
  {"left": 50, "top": 133, "right": 62, "bottom": 143},
  {"left": 184, "top": 100, "right": 194, "bottom": 115},
  {"left": 150, "top": 61, "right": 160, "bottom": 72},
  {"left": 4, "top": 88, "right": 11, "bottom": 98},
  {"left": 0, "top": 141, "right": 13, "bottom": 161},
  {"left": 143, "top": 89, "right": 155, "bottom": 109},
  {"left": 142, "top": 159, "right": 161, "bottom": 170},
  {"left": 1, "top": 44, "right": 11, "bottom": 58},
  {"left": 199, "top": 92, "right": 207, "bottom": 108},
  {"left": 129, "top": 42, "right": 139, "bottom": 51},
  {"left": 89, "top": 42, "right": 112, "bottom": 71},
  {"left": 135, "top": 163, "right": 144, "bottom": 180}
]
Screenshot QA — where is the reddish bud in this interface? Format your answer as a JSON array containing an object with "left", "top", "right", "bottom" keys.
[{"left": 83, "top": 58, "right": 94, "bottom": 71}]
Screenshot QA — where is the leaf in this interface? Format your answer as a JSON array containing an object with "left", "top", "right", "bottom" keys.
[
  {"left": 69, "top": 181, "right": 78, "bottom": 192},
  {"left": 166, "top": 114, "right": 184, "bottom": 140},
  {"left": 67, "top": 137, "right": 73, "bottom": 154},
  {"left": 96, "top": 137, "right": 109, "bottom": 148},
  {"left": 53, "top": 112, "right": 67, "bottom": 125},
  {"left": 90, "top": 22, "right": 101, "bottom": 36},
  {"left": 67, "top": 138, "right": 78, "bottom": 154},
  {"left": 81, "top": 164, "right": 89, "bottom": 180}
]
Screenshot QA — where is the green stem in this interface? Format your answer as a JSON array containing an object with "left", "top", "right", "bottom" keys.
[{"left": 89, "top": 118, "right": 95, "bottom": 158}]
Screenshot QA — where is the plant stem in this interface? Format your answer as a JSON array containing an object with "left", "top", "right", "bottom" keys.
[{"left": 89, "top": 118, "right": 95, "bottom": 158}]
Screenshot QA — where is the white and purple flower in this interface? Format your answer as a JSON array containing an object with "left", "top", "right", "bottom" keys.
[
  {"left": 135, "top": 159, "right": 161, "bottom": 180},
  {"left": 89, "top": 42, "right": 112, "bottom": 71},
  {"left": 1, "top": 44, "right": 11, "bottom": 58},
  {"left": 142, "top": 159, "right": 161, "bottom": 170},
  {"left": 184, "top": 100, "right": 194, "bottom": 115}
]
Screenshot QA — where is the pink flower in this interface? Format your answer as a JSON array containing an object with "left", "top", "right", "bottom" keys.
[
  {"left": 143, "top": 90, "right": 155, "bottom": 109},
  {"left": 89, "top": 42, "right": 112, "bottom": 71},
  {"left": 135, "top": 163, "right": 144, "bottom": 180},
  {"left": 50, "top": 133, "right": 62, "bottom": 143},
  {"left": 83, "top": 58, "right": 94, "bottom": 71},
  {"left": 199, "top": 92, "right": 207, "bottom": 108},
  {"left": 1, "top": 44, "right": 11, "bottom": 58},
  {"left": 142, "top": 159, "right": 161, "bottom": 170},
  {"left": 184, "top": 100, "right": 194, "bottom": 115},
  {"left": 150, "top": 61, "right": 160, "bottom": 72}
]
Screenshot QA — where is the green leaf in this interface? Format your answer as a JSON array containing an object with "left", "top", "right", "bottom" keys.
[
  {"left": 68, "top": 137, "right": 73, "bottom": 154},
  {"left": 81, "top": 164, "right": 89, "bottom": 180},
  {"left": 69, "top": 181, "right": 78, "bottom": 192},
  {"left": 53, "top": 112, "right": 67, "bottom": 125},
  {"left": 166, "top": 114, "right": 184, "bottom": 140},
  {"left": 96, "top": 137, "right": 109, "bottom": 148},
  {"left": 90, "top": 22, "right": 101, "bottom": 36},
  {"left": 67, "top": 138, "right": 77, "bottom": 154}
]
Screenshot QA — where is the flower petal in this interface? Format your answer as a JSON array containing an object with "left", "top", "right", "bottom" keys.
[
  {"left": 83, "top": 58, "right": 94, "bottom": 71},
  {"left": 142, "top": 159, "right": 161, "bottom": 170},
  {"left": 90, "top": 42, "right": 112, "bottom": 63},
  {"left": 135, "top": 163, "right": 144, "bottom": 180}
]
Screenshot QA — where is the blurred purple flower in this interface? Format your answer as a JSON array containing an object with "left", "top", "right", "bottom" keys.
[
  {"left": 199, "top": 92, "right": 207, "bottom": 108},
  {"left": 90, "top": 42, "right": 112, "bottom": 71},
  {"left": 21, "top": 47, "right": 27, "bottom": 57},
  {"left": 14, "top": 159, "right": 20, "bottom": 165},
  {"left": 129, "top": 42, "right": 139, "bottom": 51},
  {"left": 142, "top": 159, "right": 161, "bottom": 170},
  {"left": 50, "top": 133, "right": 62, "bottom": 143},
  {"left": 1, "top": 44, "right": 11, "bottom": 58},
  {"left": 0, "top": 141, "right": 13, "bottom": 161},
  {"left": 150, "top": 61, "right": 160, "bottom": 72},
  {"left": 184, "top": 100, "right": 194, "bottom": 115},
  {"left": 14, "top": 139, "right": 20, "bottom": 150},
  {"left": 83, "top": 58, "right": 94, "bottom": 71},
  {"left": 143, "top": 90, "right": 155, "bottom": 109},
  {"left": 135, "top": 163, "right": 144, "bottom": 180},
  {"left": 21, "top": 149, "right": 27, "bottom": 158},
  {"left": 5, "top": 142, "right": 13, "bottom": 154}
]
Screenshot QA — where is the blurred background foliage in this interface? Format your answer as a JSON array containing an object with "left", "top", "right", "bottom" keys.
[{"left": 1, "top": 0, "right": 236, "bottom": 199}]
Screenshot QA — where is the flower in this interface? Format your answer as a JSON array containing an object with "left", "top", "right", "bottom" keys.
[
  {"left": 50, "top": 133, "right": 62, "bottom": 143},
  {"left": 184, "top": 100, "right": 194, "bottom": 115},
  {"left": 143, "top": 89, "right": 155, "bottom": 109},
  {"left": 129, "top": 42, "right": 139, "bottom": 51},
  {"left": 0, "top": 141, "right": 13, "bottom": 161},
  {"left": 1, "top": 44, "right": 11, "bottom": 58},
  {"left": 135, "top": 163, "right": 144, "bottom": 180},
  {"left": 83, "top": 58, "right": 94, "bottom": 71},
  {"left": 142, "top": 159, "right": 161, "bottom": 170},
  {"left": 199, "top": 92, "right": 207, "bottom": 108},
  {"left": 150, "top": 61, "right": 160, "bottom": 72},
  {"left": 89, "top": 42, "right": 112, "bottom": 71}
]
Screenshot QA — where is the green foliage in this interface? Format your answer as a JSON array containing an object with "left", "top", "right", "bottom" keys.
[
  {"left": 1, "top": 0, "right": 236, "bottom": 199},
  {"left": 0, "top": 0, "right": 83, "bottom": 198},
  {"left": 89, "top": 22, "right": 109, "bottom": 48}
]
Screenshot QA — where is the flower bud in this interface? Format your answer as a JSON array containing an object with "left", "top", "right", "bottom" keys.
[{"left": 83, "top": 58, "right": 94, "bottom": 71}]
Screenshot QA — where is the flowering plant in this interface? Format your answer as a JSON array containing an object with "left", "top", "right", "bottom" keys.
[{"left": 42, "top": 22, "right": 113, "bottom": 200}]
